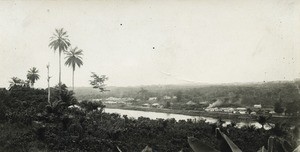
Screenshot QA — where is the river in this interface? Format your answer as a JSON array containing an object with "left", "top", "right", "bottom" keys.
[{"left": 104, "top": 108, "right": 273, "bottom": 130}]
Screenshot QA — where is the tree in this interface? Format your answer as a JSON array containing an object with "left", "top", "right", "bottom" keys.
[
  {"left": 90, "top": 72, "right": 108, "bottom": 92},
  {"left": 49, "top": 28, "right": 71, "bottom": 92},
  {"left": 137, "top": 88, "right": 149, "bottom": 101},
  {"left": 79, "top": 100, "right": 105, "bottom": 113},
  {"left": 246, "top": 108, "right": 252, "bottom": 114},
  {"left": 51, "top": 83, "right": 77, "bottom": 108},
  {"left": 65, "top": 47, "right": 83, "bottom": 90},
  {"left": 26, "top": 67, "right": 40, "bottom": 87},
  {"left": 257, "top": 115, "right": 271, "bottom": 130},
  {"left": 274, "top": 98, "right": 284, "bottom": 114},
  {"left": 175, "top": 91, "right": 183, "bottom": 102},
  {"left": 9, "top": 77, "right": 29, "bottom": 89},
  {"left": 9, "top": 77, "right": 22, "bottom": 88},
  {"left": 164, "top": 101, "right": 171, "bottom": 108},
  {"left": 285, "top": 100, "right": 299, "bottom": 116}
]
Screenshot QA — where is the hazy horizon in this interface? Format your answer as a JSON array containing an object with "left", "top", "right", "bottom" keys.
[
  {"left": 0, "top": 0, "right": 299, "bottom": 88},
  {"left": 20, "top": 79, "right": 300, "bottom": 90}
]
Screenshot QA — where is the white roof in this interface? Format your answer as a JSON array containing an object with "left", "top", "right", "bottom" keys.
[{"left": 186, "top": 101, "right": 196, "bottom": 105}]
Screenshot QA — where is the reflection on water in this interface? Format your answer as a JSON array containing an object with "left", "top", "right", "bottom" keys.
[{"left": 104, "top": 108, "right": 272, "bottom": 130}]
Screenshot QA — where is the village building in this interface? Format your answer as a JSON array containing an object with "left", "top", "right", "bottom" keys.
[
  {"left": 254, "top": 104, "right": 262, "bottom": 109},
  {"left": 163, "top": 96, "right": 172, "bottom": 100},
  {"left": 152, "top": 103, "right": 161, "bottom": 108},
  {"left": 148, "top": 97, "right": 157, "bottom": 101},
  {"left": 142, "top": 103, "right": 150, "bottom": 108},
  {"left": 104, "top": 101, "right": 117, "bottom": 104},
  {"left": 236, "top": 107, "right": 247, "bottom": 114},
  {"left": 186, "top": 101, "right": 197, "bottom": 105},
  {"left": 199, "top": 101, "right": 209, "bottom": 105},
  {"left": 220, "top": 107, "right": 234, "bottom": 113}
]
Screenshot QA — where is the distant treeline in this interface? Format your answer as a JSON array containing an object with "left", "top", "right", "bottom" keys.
[{"left": 75, "top": 81, "right": 300, "bottom": 107}]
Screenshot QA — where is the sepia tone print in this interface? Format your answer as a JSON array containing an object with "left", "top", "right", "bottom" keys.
[{"left": 0, "top": 0, "right": 299, "bottom": 151}]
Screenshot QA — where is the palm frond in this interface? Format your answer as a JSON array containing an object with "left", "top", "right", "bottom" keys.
[
  {"left": 64, "top": 47, "right": 83, "bottom": 70},
  {"left": 49, "top": 28, "right": 70, "bottom": 53}
]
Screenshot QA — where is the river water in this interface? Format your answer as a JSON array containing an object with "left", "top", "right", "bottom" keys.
[{"left": 105, "top": 108, "right": 273, "bottom": 130}]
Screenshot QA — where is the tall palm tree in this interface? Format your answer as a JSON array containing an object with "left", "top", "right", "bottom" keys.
[
  {"left": 26, "top": 67, "right": 40, "bottom": 87},
  {"left": 65, "top": 47, "right": 83, "bottom": 90},
  {"left": 49, "top": 28, "right": 71, "bottom": 92}
]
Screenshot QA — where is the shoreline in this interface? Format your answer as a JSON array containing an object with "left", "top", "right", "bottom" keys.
[{"left": 104, "top": 105, "right": 299, "bottom": 124}]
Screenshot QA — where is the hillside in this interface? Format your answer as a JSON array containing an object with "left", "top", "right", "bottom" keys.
[{"left": 74, "top": 81, "right": 300, "bottom": 108}]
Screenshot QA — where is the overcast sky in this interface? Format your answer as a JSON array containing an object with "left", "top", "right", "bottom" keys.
[{"left": 0, "top": 0, "right": 299, "bottom": 88}]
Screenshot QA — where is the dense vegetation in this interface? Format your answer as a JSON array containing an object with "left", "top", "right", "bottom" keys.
[
  {"left": 0, "top": 85, "right": 299, "bottom": 152},
  {"left": 75, "top": 82, "right": 300, "bottom": 115}
]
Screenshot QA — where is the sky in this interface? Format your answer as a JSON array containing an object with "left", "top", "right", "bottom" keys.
[{"left": 0, "top": 0, "right": 299, "bottom": 88}]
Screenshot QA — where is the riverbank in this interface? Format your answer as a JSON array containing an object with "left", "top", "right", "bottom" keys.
[{"left": 105, "top": 104, "right": 299, "bottom": 124}]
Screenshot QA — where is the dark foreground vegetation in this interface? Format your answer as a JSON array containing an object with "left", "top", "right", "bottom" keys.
[{"left": 0, "top": 85, "right": 299, "bottom": 152}]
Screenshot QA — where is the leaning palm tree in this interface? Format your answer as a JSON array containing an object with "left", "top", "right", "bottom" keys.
[
  {"left": 65, "top": 47, "right": 83, "bottom": 90},
  {"left": 49, "top": 28, "right": 71, "bottom": 92},
  {"left": 26, "top": 67, "right": 40, "bottom": 87}
]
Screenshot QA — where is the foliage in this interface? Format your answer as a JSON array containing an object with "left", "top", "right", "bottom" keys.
[
  {"left": 0, "top": 86, "right": 298, "bottom": 152},
  {"left": 51, "top": 83, "right": 78, "bottom": 107},
  {"left": 79, "top": 100, "right": 105, "bottom": 113},
  {"left": 49, "top": 28, "right": 71, "bottom": 89},
  {"left": 90, "top": 72, "right": 108, "bottom": 92},
  {"left": 74, "top": 82, "right": 300, "bottom": 109},
  {"left": 257, "top": 115, "right": 271, "bottom": 130},
  {"left": 65, "top": 47, "right": 84, "bottom": 90},
  {"left": 9, "top": 77, "right": 30, "bottom": 89},
  {"left": 49, "top": 28, "right": 71, "bottom": 54},
  {"left": 65, "top": 47, "right": 83, "bottom": 70},
  {"left": 285, "top": 100, "right": 300, "bottom": 116},
  {"left": 175, "top": 91, "right": 183, "bottom": 102},
  {"left": 137, "top": 88, "right": 150, "bottom": 101},
  {"left": 27, "top": 67, "right": 40, "bottom": 87},
  {"left": 274, "top": 98, "right": 284, "bottom": 114},
  {"left": 164, "top": 101, "right": 171, "bottom": 108}
]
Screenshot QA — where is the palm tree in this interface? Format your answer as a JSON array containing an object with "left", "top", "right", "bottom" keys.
[
  {"left": 9, "top": 77, "right": 22, "bottom": 88},
  {"left": 8, "top": 77, "right": 29, "bottom": 89},
  {"left": 26, "top": 67, "right": 40, "bottom": 87},
  {"left": 65, "top": 47, "right": 83, "bottom": 90},
  {"left": 49, "top": 28, "right": 71, "bottom": 92}
]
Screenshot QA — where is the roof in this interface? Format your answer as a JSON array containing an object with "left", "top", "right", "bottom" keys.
[{"left": 186, "top": 101, "right": 196, "bottom": 105}]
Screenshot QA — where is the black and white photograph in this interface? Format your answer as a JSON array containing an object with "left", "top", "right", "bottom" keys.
[{"left": 0, "top": 0, "right": 300, "bottom": 151}]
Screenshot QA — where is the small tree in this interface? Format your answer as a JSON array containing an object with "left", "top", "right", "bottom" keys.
[
  {"left": 89, "top": 72, "right": 108, "bottom": 92},
  {"left": 274, "top": 98, "right": 284, "bottom": 114},
  {"left": 246, "top": 108, "right": 252, "bottom": 114},
  {"left": 257, "top": 115, "right": 271, "bottom": 130},
  {"left": 285, "top": 100, "right": 299, "bottom": 116},
  {"left": 9, "top": 77, "right": 30, "bottom": 89},
  {"left": 79, "top": 100, "right": 105, "bottom": 113},
  {"left": 137, "top": 88, "right": 149, "bottom": 101},
  {"left": 175, "top": 91, "right": 183, "bottom": 102},
  {"left": 9, "top": 77, "right": 22, "bottom": 88},
  {"left": 164, "top": 101, "right": 171, "bottom": 108}
]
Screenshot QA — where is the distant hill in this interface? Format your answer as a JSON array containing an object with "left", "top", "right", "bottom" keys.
[{"left": 74, "top": 81, "right": 300, "bottom": 108}]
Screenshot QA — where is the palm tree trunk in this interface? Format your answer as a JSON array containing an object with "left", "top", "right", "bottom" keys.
[
  {"left": 59, "top": 50, "right": 62, "bottom": 99},
  {"left": 72, "top": 69, "right": 74, "bottom": 91}
]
